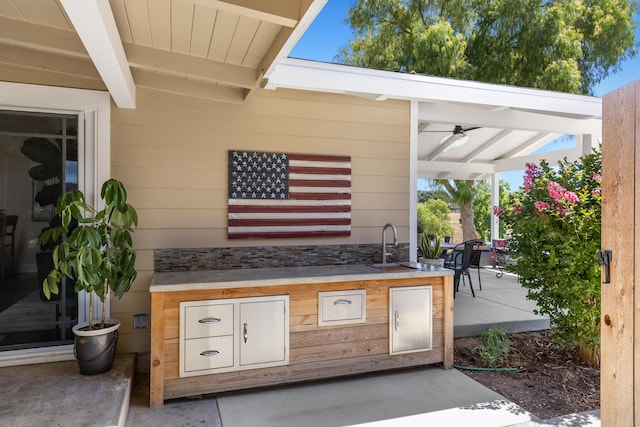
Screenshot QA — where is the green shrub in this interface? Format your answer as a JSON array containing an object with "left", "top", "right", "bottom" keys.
[
  {"left": 474, "top": 327, "right": 511, "bottom": 367},
  {"left": 497, "top": 148, "right": 601, "bottom": 365}
]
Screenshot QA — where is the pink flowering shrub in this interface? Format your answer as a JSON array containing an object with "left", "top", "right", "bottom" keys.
[{"left": 496, "top": 148, "right": 601, "bottom": 362}]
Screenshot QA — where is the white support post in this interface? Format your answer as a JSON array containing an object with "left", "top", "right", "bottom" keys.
[
  {"left": 490, "top": 173, "right": 500, "bottom": 244},
  {"left": 578, "top": 133, "right": 594, "bottom": 155},
  {"left": 409, "top": 100, "right": 419, "bottom": 261}
]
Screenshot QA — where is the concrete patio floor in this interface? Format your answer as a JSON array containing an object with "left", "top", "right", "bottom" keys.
[{"left": 0, "top": 268, "right": 600, "bottom": 427}]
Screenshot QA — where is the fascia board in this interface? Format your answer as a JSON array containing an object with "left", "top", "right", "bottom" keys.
[{"left": 268, "top": 58, "right": 602, "bottom": 119}]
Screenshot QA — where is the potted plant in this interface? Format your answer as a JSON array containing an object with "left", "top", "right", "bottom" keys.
[
  {"left": 39, "top": 179, "right": 138, "bottom": 375},
  {"left": 418, "top": 234, "right": 445, "bottom": 268}
]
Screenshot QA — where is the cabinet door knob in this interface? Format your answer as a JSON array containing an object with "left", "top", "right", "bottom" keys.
[
  {"left": 243, "top": 323, "right": 248, "bottom": 344},
  {"left": 199, "top": 350, "right": 220, "bottom": 357},
  {"left": 198, "top": 317, "right": 221, "bottom": 324},
  {"left": 334, "top": 299, "right": 352, "bottom": 305}
]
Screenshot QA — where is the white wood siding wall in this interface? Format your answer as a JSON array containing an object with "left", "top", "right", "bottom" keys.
[{"left": 110, "top": 87, "right": 410, "bottom": 352}]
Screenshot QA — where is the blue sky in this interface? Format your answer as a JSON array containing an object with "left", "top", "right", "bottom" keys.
[{"left": 290, "top": 1, "right": 640, "bottom": 190}]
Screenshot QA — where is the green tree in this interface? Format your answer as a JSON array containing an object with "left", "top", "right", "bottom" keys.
[
  {"left": 417, "top": 189, "right": 451, "bottom": 204},
  {"left": 338, "top": 0, "right": 636, "bottom": 95},
  {"left": 434, "top": 179, "right": 477, "bottom": 241},
  {"left": 417, "top": 199, "right": 454, "bottom": 237}
]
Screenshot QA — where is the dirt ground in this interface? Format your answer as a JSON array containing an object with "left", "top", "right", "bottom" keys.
[{"left": 454, "top": 330, "right": 600, "bottom": 420}]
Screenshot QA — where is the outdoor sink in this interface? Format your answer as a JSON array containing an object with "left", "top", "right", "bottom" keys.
[{"left": 369, "top": 262, "right": 423, "bottom": 272}]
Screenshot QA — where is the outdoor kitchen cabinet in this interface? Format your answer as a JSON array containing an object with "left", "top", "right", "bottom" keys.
[
  {"left": 389, "top": 286, "right": 432, "bottom": 354},
  {"left": 149, "top": 266, "right": 454, "bottom": 407},
  {"left": 179, "top": 295, "right": 289, "bottom": 377}
]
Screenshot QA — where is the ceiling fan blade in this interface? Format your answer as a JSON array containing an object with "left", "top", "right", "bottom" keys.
[{"left": 439, "top": 133, "right": 456, "bottom": 145}]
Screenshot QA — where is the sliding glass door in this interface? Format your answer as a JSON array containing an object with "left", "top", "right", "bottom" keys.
[{"left": 0, "top": 110, "right": 79, "bottom": 351}]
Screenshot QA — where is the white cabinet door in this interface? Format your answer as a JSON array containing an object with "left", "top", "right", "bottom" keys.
[
  {"left": 389, "top": 286, "right": 432, "bottom": 354},
  {"left": 239, "top": 298, "right": 288, "bottom": 367}
]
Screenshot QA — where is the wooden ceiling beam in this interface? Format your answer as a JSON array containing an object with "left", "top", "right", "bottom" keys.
[
  {"left": 133, "top": 70, "right": 246, "bottom": 104},
  {"left": 195, "top": 0, "right": 303, "bottom": 27},
  {"left": 0, "top": 16, "right": 87, "bottom": 59},
  {"left": 124, "top": 44, "right": 258, "bottom": 89},
  {"left": 0, "top": 44, "right": 101, "bottom": 81}
]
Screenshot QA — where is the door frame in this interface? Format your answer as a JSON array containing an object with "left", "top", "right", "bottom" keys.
[{"left": 0, "top": 82, "right": 110, "bottom": 366}]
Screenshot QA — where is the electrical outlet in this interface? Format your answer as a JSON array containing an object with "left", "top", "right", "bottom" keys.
[{"left": 133, "top": 313, "right": 149, "bottom": 330}]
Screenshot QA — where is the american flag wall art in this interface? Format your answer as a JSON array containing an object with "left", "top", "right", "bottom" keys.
[{"left": 228, "top": 150, "right": 352, "bottom": 239}]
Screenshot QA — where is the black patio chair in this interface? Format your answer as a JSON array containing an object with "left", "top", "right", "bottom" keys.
[
  {"left": 468, "top": 239, "right": 484, "bottom": 291},
  {"left": 444, "top": 240, "right": 476, "bottom": 298}
]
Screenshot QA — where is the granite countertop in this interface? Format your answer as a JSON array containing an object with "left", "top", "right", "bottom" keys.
[{"left": 150, "top": 264, "right": 453, "bottom": 292}]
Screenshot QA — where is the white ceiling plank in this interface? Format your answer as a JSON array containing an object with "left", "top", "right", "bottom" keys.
[
  {"left": 226, "top": 15, "right": 259, "bottom": 65},
  {"left": 0, "top": 2, "right": 23, "bottom": 20},
  {"left": 190, "top": 4, "right": 217, "bottom": 57},
  {"left": 123, "top": 0, "right": 152, "bottom": 46},
  {"left": 461, "top": 129, "right": 513, "bottom": 162},
  {"left": 148, "top": 0, "right": 171, "bottom": 50},
  {"left": 192, "top": 0, "right": 301, "bottom": 27},
  {"left": 171, "top": 0, "right": 194, "bottom": 55},
  {"left": 12, "top": 0, "right": 47, "bottom": 25},
  {"left": 34, "top": 0, "right": 72, "bottom": 30},
  {"left": 494, "top": 147, "right": 585, "bottom": 173},
  {"left": 125, "top": 43, "right": 257, "bottom": 88},
  {"left": 208, "top": 9, "right": 237, "bottom": 62},
  {"left": 498, "top": 133, "right": 559, "bottom": 159},
  {"left": 61, "top": 0, "right": 136, "bottom": 108},
  {"left": 242, "top": 21, "right": 280, "bottom": 68},
  {"left": 109, "top": 0, "right": 133, "bottom": 43}
]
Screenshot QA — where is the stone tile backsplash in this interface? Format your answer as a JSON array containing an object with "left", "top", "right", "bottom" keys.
[{"left": 154, "top": 243, "right": 410, "bottom": 272}]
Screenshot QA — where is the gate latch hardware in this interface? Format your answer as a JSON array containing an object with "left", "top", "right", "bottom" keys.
[{"left": 598, "top": 249, "right": 612, "bottom": 284}]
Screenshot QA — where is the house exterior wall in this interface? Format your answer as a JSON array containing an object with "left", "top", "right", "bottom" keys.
[{"left": 110, "top": 86, "right": 411, "bottom": 353}]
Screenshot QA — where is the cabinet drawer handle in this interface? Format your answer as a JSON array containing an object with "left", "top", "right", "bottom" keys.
[
  {"left": 334, "top": 299, "right": 352, "bottom": 305},
  {"left": 199, "top": 350, "right": 220, "bottom": 357},
  {"left": 198, "top": 317, "right": 221, "bottom": 324},
  {"left": 243, "top": 323, "right": 248, "bottom": 344},
  {"left": 394, "top": 310, "right": 399, "bottom": 331}
]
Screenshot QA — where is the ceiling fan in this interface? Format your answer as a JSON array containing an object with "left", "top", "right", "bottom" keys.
[{"left": 421, "top": 125, "right": 481, "bottom": 147}]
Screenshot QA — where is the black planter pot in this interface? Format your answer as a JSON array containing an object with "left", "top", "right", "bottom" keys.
[{"left": 72, "top": 320, "right": 120, "bottom": 375}]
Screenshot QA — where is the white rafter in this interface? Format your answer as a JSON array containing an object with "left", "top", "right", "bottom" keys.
[{"left": 60, "top": 0, "right": 135, "bottom": 108}]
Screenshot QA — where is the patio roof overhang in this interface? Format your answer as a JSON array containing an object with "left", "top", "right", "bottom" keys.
[
  {"left": 266, "top": 58, "right": 603, "bottom": 182},
  {"left": 0, "top": 0, "right": 328, "bottom": 108},
  {"left": 266, "top": 58, "right": 603, "bottom": 248}
]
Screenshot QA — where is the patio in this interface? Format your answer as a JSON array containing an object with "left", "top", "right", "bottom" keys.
[{"left": 0, "top": 268, "right": 595, "bottom": 427}]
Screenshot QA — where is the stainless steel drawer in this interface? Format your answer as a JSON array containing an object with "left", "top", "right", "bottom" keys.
[
  {"left": 184, "top": 303, "right": 234, "bottom": 339},
  {"left": 184, "top": 335, "right": 234, "bottom": 372},
  {"left": 318, "top": 290, "right": 366, "bottom": 326}
]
